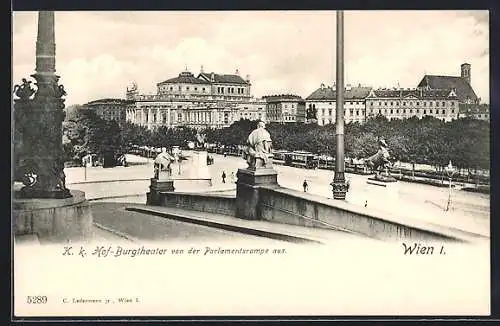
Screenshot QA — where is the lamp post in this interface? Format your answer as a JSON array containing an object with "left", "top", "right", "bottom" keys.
[
  {"left": 330, "top": 10, "right": 349, "bottom": 200},
  {"left": 444, "top": 160, "right": 456, "bottom": 211}
]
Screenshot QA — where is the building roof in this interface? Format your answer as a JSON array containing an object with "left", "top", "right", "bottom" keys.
[
  {"left": 368, "top": 88, "right": 457, "bottom": 100},
  {"left": 198, "top": 72, "right": 249, "bottom": 85},
  {"left": 158, "top": 71, "right": 210, "bottom": 85},
  {"left": 263, "top": 94, "right": 304, "bottom": 102},
  {"left": 417, "top": 75, "right": 477, "bottom": 103},
  {"left": 305, "top": 86, "right": 372, "bottom": 101},
  {"left": 86, "top": 98, "right": 134, "bottom": 105}
]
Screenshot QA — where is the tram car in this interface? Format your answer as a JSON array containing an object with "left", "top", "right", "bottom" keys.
[
  {"left": 316, "top": 155, "right": 335, "bottom": 169},
  {"left": 272, "top": 150, "right": 289, "bottom": 165},
  {"left": 286, "top": 151, "right": 318, "bottom": 169}
]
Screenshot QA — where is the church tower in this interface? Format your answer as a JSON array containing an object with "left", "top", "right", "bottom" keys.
[{"left": 461, "top": 63, "right": 471, "bottom": 84}]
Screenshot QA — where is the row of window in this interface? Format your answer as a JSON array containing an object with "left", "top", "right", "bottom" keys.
[
  {"left": 139, "top": 103, "right": 262, "bottom": 111},
  {"left": 371, "top": 108, "right": 456, "bottom": 115},
  {"left": 162, "top": 86, "right": 207, "bottom": 93},
  {"left": 316, "top": 107, "right": 457, "bottom": 117},
  {"left": 217, "top": 86, "right": 246, "bottom": 94},
  {"left": 318, "top": 109, "right": 363, "bottom": 116},
  {"left": 369, "top": 100, "right": 455, "bottom": 107},
  {"left": 308, "top": 101, "right": 363, "bottom": 109}
]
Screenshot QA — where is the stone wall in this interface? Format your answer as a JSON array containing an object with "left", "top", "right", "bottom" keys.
[
  {"left": 158, "top": 192, "right": 236, "bottom": 216},
  {"left": 152, "top": 185, "right": 470, "bottom": 242},
  {"left": 258, "top": 186, "right": 462, "bottom": 242},
  {"left": 13, "top": 190, "right": 94, "bottom": 243}
]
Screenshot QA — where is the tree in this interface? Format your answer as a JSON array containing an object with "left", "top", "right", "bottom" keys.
[{"left": 63, "top": 109, "right": 123, "bottom": 166}]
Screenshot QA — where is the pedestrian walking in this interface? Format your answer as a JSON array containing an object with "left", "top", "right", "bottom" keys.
[
  {"left": 303, "top": 179, "right": 308, "bottom": 192},
  {"left": 222, "top": 171, "right": 226, "bottom": 183},
  {"left": 231, "top": 172, "right": 236, "bottom": 183}
]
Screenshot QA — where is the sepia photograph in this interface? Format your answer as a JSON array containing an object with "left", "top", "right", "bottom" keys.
[{"left": 12, "top": 10, "right": 490, "bottom": 318}]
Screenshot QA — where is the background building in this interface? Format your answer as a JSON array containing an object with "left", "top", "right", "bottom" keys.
[
  {"left": 305, "top": 83, "right": 371, "bottom": 126},
  {"left": 264, "top": 94, "right": 305, "bottom": 123},
  {"left": 84, "top": 98, "right": 133, "bottom": 124},
  {"left": 458, "top": 103, "right": 490, "bottom": 120},
  {"left": 365, "top": 88, "right": 460, "bottom": 122},
  {"left": 303, "top": 63, "right": 485, "bottom": 125},
  {"left": 417, "top": 63, "right": 479, "bottom": 104},
  {"left": 125, "top": 68, "right": 264, "bottom": 129}
]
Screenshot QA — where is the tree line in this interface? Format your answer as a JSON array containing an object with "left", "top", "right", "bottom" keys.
[{"left": 63, "top": 107, "right": 489, "bottom": 171}]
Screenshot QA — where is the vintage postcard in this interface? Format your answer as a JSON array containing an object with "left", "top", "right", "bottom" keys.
[{"left": 12, "top": 10, "right": 490, "bottom": 319}]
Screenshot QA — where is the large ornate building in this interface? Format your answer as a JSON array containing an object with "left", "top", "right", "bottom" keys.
[
  {"left": 263, "top": 94, "right": 306, "bottom": 123},
  {"left": 365, "top": 88, "right": 460, "bottom": 122},
  {"left": 125, "top": 68, "right": 266, "bottom": 129},
  {"left": 304, "top": 63, "right": 485, "bottom": 125}
]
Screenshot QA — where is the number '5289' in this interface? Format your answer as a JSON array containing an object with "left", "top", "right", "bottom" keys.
[{"left": 27, "top": 296, "right": 47, "bottom": 304}]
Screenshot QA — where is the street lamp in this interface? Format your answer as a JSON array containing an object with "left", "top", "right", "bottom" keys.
[
  {"left": 444, "top": 160, "right": 456, "bottom": 211},
  {"left": 330, "top": 10, "right": 349, "bottom": 200}
]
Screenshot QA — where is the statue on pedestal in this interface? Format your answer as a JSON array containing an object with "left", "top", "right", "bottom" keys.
[
  {"left": 153, "top": 147, "right": 174, "bottom": 179},
  {"left": 148, "top": 147, "right": 175, "bottom": 204},
  {"left": 243, "top": 121, "right": 273, "bottom": 169},
  {"left": 364, "top": 138, "right": 397, "bottom": 182}
]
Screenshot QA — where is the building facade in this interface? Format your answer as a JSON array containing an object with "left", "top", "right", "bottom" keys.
[
  {"left": 303, "top": 63, "right": 485, "bottom": 125},
  {"left": 365, "top": 88, "right": 460, "bottom": 122},
  {"left": 264, "top": 94, "right": 306, "bottom": 123},
  {"left": 84, "top": 98, "right": 134, "bottom": 124},
  {"left": 305, "top": 84, "right": 371, "bottom": 126},
  {"left": 125, "top": 68, "right": 266, "bottom": 129},
  {"left": 458, "top": 103, "right": 490, "bottom": 120}
]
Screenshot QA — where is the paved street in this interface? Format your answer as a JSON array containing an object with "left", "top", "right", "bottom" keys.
[{"left": 64, "top": 152, "right": 490, "bottom": 237}]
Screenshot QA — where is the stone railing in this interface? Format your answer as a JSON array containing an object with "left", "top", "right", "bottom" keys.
[
  {"left": 155, "top": 192, "right": 236, "bottom": 216},
  {"left": 257, "top": 186, "right": 470, "bottom": 242}
]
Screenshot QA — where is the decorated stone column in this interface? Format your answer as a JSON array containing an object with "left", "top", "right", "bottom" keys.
[
  {"left": 13, "top": 11, "right": 94, "bottom": 242},
  {"left": 330, "top": 10, "right": 349, "bottom": 200},
  {"left": 236, "top": 121, "right": 278, "bottom": 220},
  {"left": 14, "top": 11, "right": 71, "bottom": 199}
]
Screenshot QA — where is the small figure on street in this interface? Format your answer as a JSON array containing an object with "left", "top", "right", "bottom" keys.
[
  {"left": 231, "top": 172, "right": 236, "bottom": 183},
  {"left": 303, "top": 179, "right": 308, "bottom": 192},
  {"left": 222, "top": 171, "right": 227, "bottom": 183},
  {"left": 364, "top": 200, "right": 368, "bottom": 208}
]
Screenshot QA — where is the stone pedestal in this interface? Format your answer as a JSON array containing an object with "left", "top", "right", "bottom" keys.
[
  {"left": 147, "top": 177, "right": 175, "bottom": 205},
  {"left": 185, "top": 150, "right": 210, "bottom": 179},
  {"left": 236, "top": 167, "right": 278, "bottom": 220},
  {"left": 368, "top": 171, "right": 398, "bottom": 184},
  {"left": 13, "top": 189, "right": 94, "bottom": 243}
]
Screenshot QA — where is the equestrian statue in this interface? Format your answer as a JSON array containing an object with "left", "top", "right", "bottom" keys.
[{"left": 363, "top": 138, "right": 397, "bottom": 182}]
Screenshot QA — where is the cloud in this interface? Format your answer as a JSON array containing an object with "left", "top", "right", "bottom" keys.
[
  {"left": 12, "top": 11, "right": 490, "bottom": 105},
  {"left": 456, "top": 10, "right": 489, "bottom": 26}
]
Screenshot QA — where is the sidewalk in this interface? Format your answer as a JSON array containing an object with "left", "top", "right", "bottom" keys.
[{"left": 125, "top": 204, "right": 378, "bottom": 245}]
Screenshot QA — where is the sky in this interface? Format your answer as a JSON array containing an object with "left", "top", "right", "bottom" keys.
[{"left": 12, "top": 10, "right": 489, "bottom": 106}]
